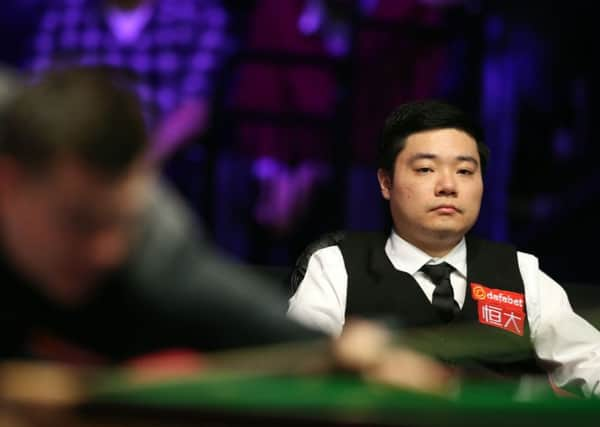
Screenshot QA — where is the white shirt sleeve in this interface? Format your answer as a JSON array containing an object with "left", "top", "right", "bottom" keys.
[
  {"left": 519, "top": 252, "right": 600, "bottom": 397},
  {"left": 287, "top": 245, "right": 347, "bottom": 337}
]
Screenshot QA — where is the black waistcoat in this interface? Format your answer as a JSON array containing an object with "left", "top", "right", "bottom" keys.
[{"left": 338, "top": 232, "right": 543, "bottom": 378}]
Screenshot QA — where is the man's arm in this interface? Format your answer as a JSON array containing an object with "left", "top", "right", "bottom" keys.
[
  {"left": 519, "top": 252, "right": 600, "bottom": 397},
  {"left": 287, "top": 245, "right": 348, "bottom": 336},
  {"left": 148, "top": 0, "right": 232, "bottom": 161},
  {"left": 123, "top": 181, "right": 320, "bottom": 354},
  {"left": 148, "top": 98, "right": 211, "bottom": 162}
]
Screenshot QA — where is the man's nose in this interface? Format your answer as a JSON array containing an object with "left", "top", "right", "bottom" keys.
[{"left": 435, "top": 170, "right": 457, "bottom": 197}]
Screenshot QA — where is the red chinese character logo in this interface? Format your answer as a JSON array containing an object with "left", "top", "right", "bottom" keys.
[{"left": 478, "top": 304, "right": 524, "bottom": 336}]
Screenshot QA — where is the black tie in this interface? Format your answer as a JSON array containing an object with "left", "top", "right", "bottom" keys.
[{"left": 420, "top": 262, "right": 460, "bottom": 322}]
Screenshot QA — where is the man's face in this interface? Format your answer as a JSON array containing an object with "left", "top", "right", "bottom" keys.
[
  {"left": 377, "top": 128, "right": 483, "bottom": 254},
  {"left": 0, "top": 156, "right": 151, "bottom": 305}
]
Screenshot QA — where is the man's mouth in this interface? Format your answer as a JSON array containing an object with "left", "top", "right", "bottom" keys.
[{"left": 431, "top": 205, "right": 461, "bottom": 214}]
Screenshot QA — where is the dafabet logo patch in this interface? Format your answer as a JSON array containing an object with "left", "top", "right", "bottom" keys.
[{"left": 470, "top": 283, "right": 526, "bottom": 336}]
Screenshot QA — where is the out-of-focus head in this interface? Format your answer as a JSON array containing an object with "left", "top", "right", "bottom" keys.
[
  {"left": 376, "top": 100, "right": 487, "bottom": 256},
  {"left": 0, "top": 67, "right": 151, "bottom": 305}
]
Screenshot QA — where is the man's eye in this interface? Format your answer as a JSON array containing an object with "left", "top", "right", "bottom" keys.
[
  {"left": 416, "top": 167, "right": 433, "bottom": 173},
  {"left": 458, "top": 169, "right": 474, "bottom": 175}
]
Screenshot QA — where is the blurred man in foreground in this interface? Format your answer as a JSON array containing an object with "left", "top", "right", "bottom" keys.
[{"left": 0, "top": 67, "right": 319, "bottom": 362}]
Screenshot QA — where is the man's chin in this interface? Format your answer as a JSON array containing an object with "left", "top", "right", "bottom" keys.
[
  {"left": 428, "top": 218, "right": 473, "bottom": 235},
  {"left": 426, "top": 226, "right": 467, "bottom": 242}
]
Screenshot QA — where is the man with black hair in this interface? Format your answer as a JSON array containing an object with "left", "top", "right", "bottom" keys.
[{"left": 288, "top": 100, "right": 600, "bottom": 396}]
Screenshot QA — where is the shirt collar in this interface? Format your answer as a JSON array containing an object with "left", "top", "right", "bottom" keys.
[{"left": 385, "top": 230, "right": 467, "bottom": 278}]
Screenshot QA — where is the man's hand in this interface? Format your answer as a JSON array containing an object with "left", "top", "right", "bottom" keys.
[{"left": 333, "top": 319, "right": 458, "bottom": 395}]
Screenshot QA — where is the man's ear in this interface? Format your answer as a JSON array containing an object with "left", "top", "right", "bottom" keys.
[{"left": 377, "top": 168, "right": 392, "bottom": 200}]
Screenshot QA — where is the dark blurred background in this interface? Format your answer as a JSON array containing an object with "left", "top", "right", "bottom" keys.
[{"left": 1, "top": 0, "right": 597, "bottom": 286}]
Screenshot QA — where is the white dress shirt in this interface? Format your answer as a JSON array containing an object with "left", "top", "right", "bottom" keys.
[{"left": 288, "top": 231, "right": 600, "bottom": 396}]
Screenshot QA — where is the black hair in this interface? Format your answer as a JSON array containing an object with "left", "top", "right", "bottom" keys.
[{"left": 378, "top": 99, "right": 489, "bottom": 175}]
